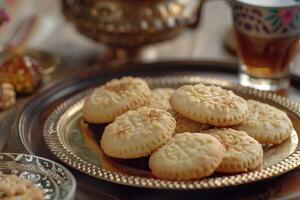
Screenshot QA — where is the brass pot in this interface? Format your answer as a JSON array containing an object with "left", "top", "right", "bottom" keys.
[{"left": 62, "top": 0, "right": 204, "bottom": 61}]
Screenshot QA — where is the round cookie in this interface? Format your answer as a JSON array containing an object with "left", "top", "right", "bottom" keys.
[
  {"left": 205, "top": 128, "right": 263, "bottom": 173},
  {"left": 2, "top": 186, "right": 44, "bottom": 200},
  {"left": 168, "top": 110, "right": 211, "bottom": 134},
  {"left": 0, "top": 173, "right": 43, "bottom": 199},
  {"left": 149, "top": 133, "right": 226, "bottom": 181},
  {"left": 100, "top": 107, "right": 176, "bottom": 159},
  {"left": 83, "top": 77, "right": 151, "bottom": 123},
  {"left": 147, "top": 88, "right": 174, "bottom": 110},
  {"left": 170, "top": 83, "right": 248, "bottom": 126},
  {"left": 234, "top": 100, "right": 293, "bottom": 144}
]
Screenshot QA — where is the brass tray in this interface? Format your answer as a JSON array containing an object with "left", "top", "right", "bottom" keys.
[{"left": 43, "top": 75, "right": 300, "bottom": 190}]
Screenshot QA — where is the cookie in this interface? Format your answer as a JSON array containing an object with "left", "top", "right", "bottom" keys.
[
  {"left": 0, "top": 174, "right": 30, "bottom": 196},
  {"left": 100, "top": 107, "right": 176, "bottom": 159},
  {"left": 0, "top": 173, "right": 43, "bottom": 200},
  {"left": 170, "top": 83, "right": 248, "bottom": 126},
  {"left": 146, "top": 88, "right": 203, "bottom": 133},
  {"left": 147, "top": 88, "right": 174, "bottom": 110},
  {"left": 205, "top": 128, "right": 263, "bottom": 173},
  {"left": 83, "top": 76, "right": 151, "bottom": 123},
  {"left": 3, "top": 186, "right": 44, "bottom": 200},
  {"left": 168, "top": 110, "right": 211, "bottom": 134},
  {"left": 234, "top": 100, "right": 293, "bottom": 144},
  {"left": 149, "top": 132, "right": 226, "bottom": 181}
]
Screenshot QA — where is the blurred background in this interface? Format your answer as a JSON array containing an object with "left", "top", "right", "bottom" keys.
[
  {"left": 1, "top": 0, "right": 300, "bottom": 74},
  {"left": 1, "top": 0, "right": 234, "bottom": 65}
]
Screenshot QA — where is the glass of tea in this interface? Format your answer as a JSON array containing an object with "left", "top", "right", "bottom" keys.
[{"left": 231, "top": 0, "right": 300, "bottom": 92}]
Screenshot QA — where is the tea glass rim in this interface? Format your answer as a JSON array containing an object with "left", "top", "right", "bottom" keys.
[{"left": 231, "top": 0, "right": 300, "bottom": 9}]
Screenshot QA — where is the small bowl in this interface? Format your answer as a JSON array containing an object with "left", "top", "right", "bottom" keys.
[
  {"left": 0, "top": 49, "right": 60, "bottom": 76},
  {"left": 0, "top": 153, "right": 76, "bottom": 200}
]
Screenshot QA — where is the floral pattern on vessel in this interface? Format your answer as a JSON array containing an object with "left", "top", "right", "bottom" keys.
[
  {"left": 232, "top": 2, "right": 300, "bottom": 39},
  {"left": 266, "top": 7, "right": 300, "bottom": 31}
]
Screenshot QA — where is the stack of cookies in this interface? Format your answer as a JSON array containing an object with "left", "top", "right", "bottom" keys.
[
  {"left": 0, "top": 172, "right": 43, "bottom": 200},
  {"left": 82, "top": 76, "right": 293, "bottom": 181}
]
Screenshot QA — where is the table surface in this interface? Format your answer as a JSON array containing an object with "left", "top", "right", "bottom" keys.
[{"left": 2, "top": 1, "right": 300, "bottom": 200}]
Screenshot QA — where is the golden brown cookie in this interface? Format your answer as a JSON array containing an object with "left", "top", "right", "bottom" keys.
[
  {"left": 168, "top": 109, "right": 211, "bottom": 134},
  {"left": 149, "top": 132, "right": 226, "bottom": 181},
  {"left": 0, "top": 173, "right": 43, "bottom": 200},
  {"left": 2, "top": 186, "right": 43, "bottom": 200},
  {"left": 234, "top": 100, "right": 293, "bottom": 144},
  {"left": 100, "top": 107, "right": 176, "bottom": 159},
  {"left": 170, "top": 83, "right": 248, "bottom": 126},
  {"left": 147, "top": 88, "right": 174, "bottom": 110},
  {"left": 83, "top": 77, "right": 151, "bottom": 123},
  {"left": 205, "top": 128, "right": 263, "bottom": 173}
]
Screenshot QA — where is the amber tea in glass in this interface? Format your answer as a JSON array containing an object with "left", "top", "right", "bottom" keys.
[
  {"left": 236, "top": 30, "right": 299, "bottom": 90},
  {"left": 231, "top": 0, "right": 300, "bottom": 91}
]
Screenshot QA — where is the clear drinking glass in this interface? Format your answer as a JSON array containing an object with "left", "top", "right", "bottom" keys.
[{"left": 231, "top": 0, "right": 300, "bottom": 92}]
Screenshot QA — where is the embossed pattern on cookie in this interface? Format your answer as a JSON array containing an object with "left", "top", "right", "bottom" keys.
[
  {"left": 149, "top": 133, "right": 226, "bottom": 181},
  {"left": 147, "top": 88, "right": 174, "bottom": 110},
  {"left": 168, "top": 109, "right": 211, "bottom": 134},
  {"left": 170, "top": 83, "right": 248, "bottom": 126},
  {"left": 83, "top": 76, "right": 151, "bottom": 123},
  {"left": 205, "top": 128, "right": 263, "bottom": 173},
  {"left": 100, "top": 107, "right": 176, "bottom": 159},
  {"left": 234, "top": 100, "right": 293, "bottom": 144}
]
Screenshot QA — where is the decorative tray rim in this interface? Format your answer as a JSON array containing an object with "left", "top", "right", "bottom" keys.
[{"left": 43, "top": 75, "right": 300, "bottom": 190}]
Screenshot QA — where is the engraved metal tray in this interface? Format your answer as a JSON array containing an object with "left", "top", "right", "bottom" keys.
[
  {"left": 43, "top": 75, "right": 300, "bottom": 190},
  {"left": 0, "top": 153, "right": 76, "bottom": 200}
]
